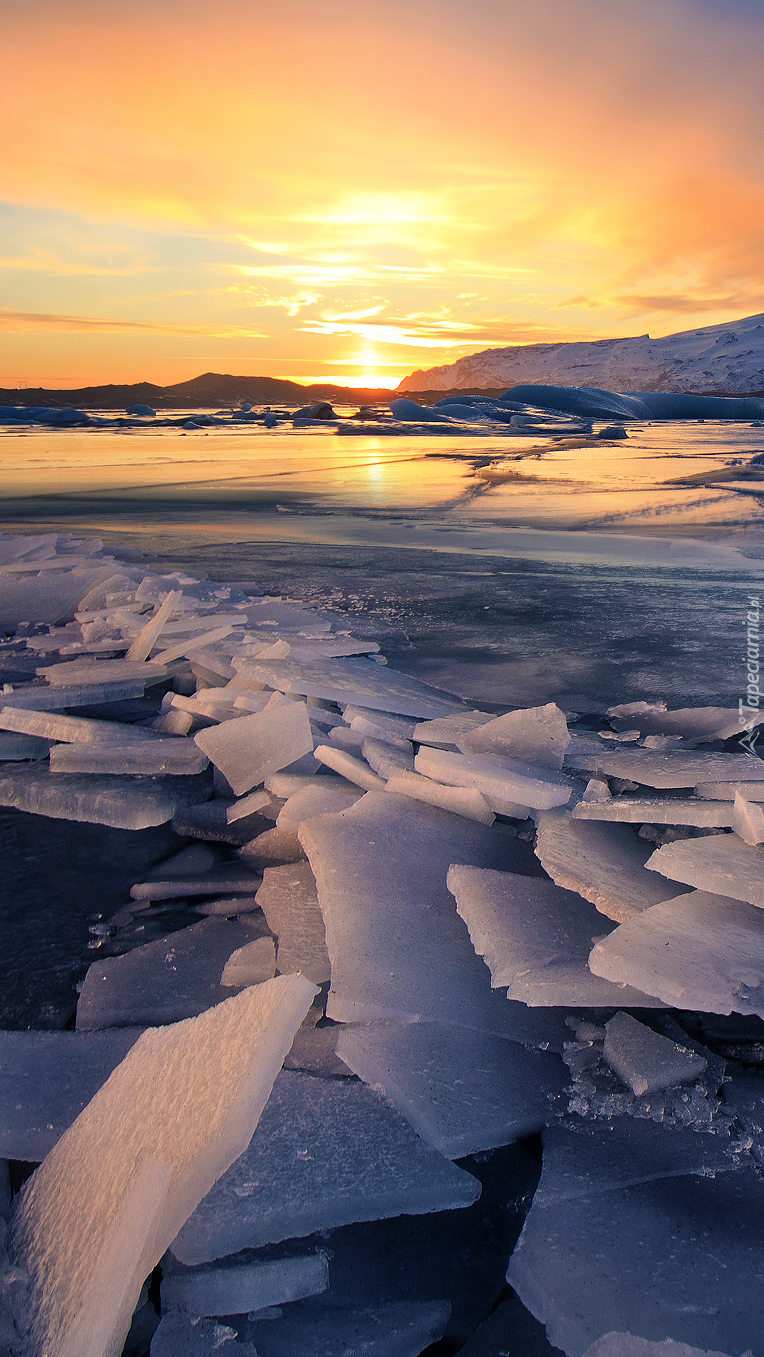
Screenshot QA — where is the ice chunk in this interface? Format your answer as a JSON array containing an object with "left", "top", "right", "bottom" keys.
[
  {"left": 732, "top": 790, "right": 764, "bottom": 844},
  {"left": 195, "top": 698, "right": 313, "bottom": 796},
  {"left": 160, "top": 1251, "right": 328, "bottom": 1317},
  {"left": 611, "top": 706, "right": 764, "bottom": 743},
  {"left": 589, "top": 889, "right": 764, "bottom": 1016},
  {"left": 412, "top": 712, "right": 494, "bottom": 747},
  {"left": 255, "top": 862, "right": 331, "bottom": 984},
  {"left": 0, "top": 1028, "right": 142, "bottom": 1160},
  {"left": 0, "top": 678, "right": 149, "bottom": 709},
  {"left": 152, "top": 625, "right": 235, "bottom": 665},
  {"left": 220, "top": 936, "right": 276, "bottom": 987},
  {"left": 239, "top": 825, "right": 307, "bottom": 867},
  {"left": 226, "top": 788, "right": 272, "bottom": 822},
  {"left": 172, "top": 799, "right": 272, "bottom": 847},
  {"left": 9, "top": 976, "right": 316, "bottom": 1357},
  {"left": 170, "top": 1070, "right": 480, "bottom": 1263},
  {"left": 535, "top": 810, "right": 680, "bottom": 922},
  {"left": 0, "top": 731, "right": 51, "bottom": 760},
  {"left": 246, "top": 1300, "right": 450, "bottom": 1357},
  {"left": 564, "top": 746, "right": 755, "bottom": 788},
  {"left": 129, "top": 864, "right": 261, "bottom": 901},
  {"left": 37, "top": 657, "right": 168, "bottom": 686},
  {"left": 695, "top": 780, "right": 764, "bottom": 800},
  {"left": 415, "top": 746, "right": 569, "bottom": 814},
  {"left": 361, "top": 735, "right": 416, "bottom": 777},
  {"left": 299, "top": 791, "right": 570, "bottom": 1043},
  {"left": 581, "top": 1337, "right": 735, "bottom": 1357},
  {"left": 386, "top": 771, "right": 494, "bottom": 824},
  {"left": 0, "top": 705, "right": 161, "bottom": 744},
  {"left": 76, "top": 916, "right": 270, "bottom": 1028},
  {"left": 448, "top": 867, "right": 659, "bottom": 1007},
  {"left": 242, "top": 599, "right": 332, "bottom": 632},
  {"left": 572, "top": 798, "right": 733, "bottom": 827},
  {"left": 508, "top": 1119, "right": 763, "bottom": 1357},
  {"left": 232, "top": 656, "right": 463, "bottom": 718},
  {"left": 646, "top": 834, "right": 764, "bottom": 906},
  {"left": 125, "top": 589, "right": 181, "bottom": 661},
  {"left": 314, "top": 743, "right": 386, "bottom": 790},
  {"left": 348, "top": 709, "right": 418, "bottom": 748},
  {"left": 0, "top": 765, "right": 209, "bottom": 829},
  {"left": 457, "top": 703, "right": 570, "bottom": 770},
  {"left": 581, "top": 777, "right": 611, "bottom": 803},
  {"left": 0, "top": 568, "right": 110, "bottom": 631},
  {"left": 151, "top": 1313, "right": 257, "bottom": 1355},
  {"left": 49, "top": 737, "right": 209, "bottom": 776},
  {"left": 602, "top": 1012, "right": 706, "bottom": 1096},
  {"left": 276, "top": 781, "right": 363, "bottom": 833},
  {"left": 336, "top": 1021, "right": 566, "bottom": 1158}
]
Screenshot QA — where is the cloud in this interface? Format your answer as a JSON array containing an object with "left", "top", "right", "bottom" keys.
[{"left": 0, "top": 309, "right": 268, "bottom": 337}]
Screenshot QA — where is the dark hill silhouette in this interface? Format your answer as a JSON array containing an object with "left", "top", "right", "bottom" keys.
[{"left": 0, "top": 373, "right": 396, "bottom": 410}]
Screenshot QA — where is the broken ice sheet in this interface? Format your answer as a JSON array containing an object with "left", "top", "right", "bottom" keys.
[
  {"left": 610, "top": 705, "right": 764, "bottom": 743},
  {"left": 275, "top": 781, "right": 363, "bottom": 833},
  {"left": 457, "top": 702, "right": 570, "bottom": 770},
  {"left": 245, "top": 1299, "right": 450, "bottom": 1357},
  {"left": 314, "top": 743, "right": 386, "bottom": 790},
  {"left": 160, "top": 1250, "right": 328, "bottom": 1317},
  {"left": 255, "top": 862, "right": 332, "bottom": 984},
  {"left": 581, "top": 1337, "right": 736, "bottom": 1357},
  {"left": 414, "top": 746, "right": 569, "bottom": 815},
  {"left": 220, "top": 936, "right": 276, "bottom": 987},
  {"left": 0, "top": 1028, "right": 143, "bottom": 1160},
  {"left": 601, "top": 1012, "right": 706, "bottom": 1097},
  {"left": 508, "top": 1119, "right": 763, "bottom": 1357},
  {"left": 170, "top": 1069, "right": 480, "bottom": 1264},
  {"left": 564, "top": 744, "right": 756, "bottom": 789},
  {"left": 49, "top": 737, "right": 209, "bottom": 777},
  {"left": 588, "top": 889, "right": 764, "bottom": 1017},
  {"left": 9, "top": 976, "right": 316, "bottom": 1357},
  {"left": 336, "top": 1021, "right": 567, "bottom": 1158},
  {"left": 0, "top": 706, "right": 156, "bottom": 744},
  {"left": 298, "top": 790, "right": 569, "bottom": 1043},
  {"left": 150, "top": 1312, "right": 257, "bottom": 1356},
  {"left": 386, "top": 771, "right": 494, "bottom": 824},
  {"left": 412, "top": 712, "right": 494, "bottom": 748},
  {"left": 0, "top": 765, "right": 210, "bottom": 829},
  {"left": 0, "top": 731, "right": 51, "bottom": 760},
  {"left": 232, "top": 655, "right": 463, "bottom": 718},
  {"left": 646, "top": 833, "right": 764, "bottom": 906},
  {"left": 129, "top": 863, "right": 261, "bottom": 901},
  {"left": 76, "top": 916, "right": 271, "bottom": 1029},
  {"left": 361, "top": 735, "right": 416, "bottom": 778},
  {"left": 535, "top": 810, "right": 681, "bottom": 923},
  {"left": 447, "top": 866, "right": 661, "bottom": 1007},
  {"left": 571, "top": 798, "right": 733, "bottom": 827},
  {"left": 195, "top": 697, "right": 313, "bottom": 796}
]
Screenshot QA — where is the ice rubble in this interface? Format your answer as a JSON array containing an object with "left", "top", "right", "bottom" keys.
[{"left": 5, "top": 531, "right": 764, "bottom": 1356}]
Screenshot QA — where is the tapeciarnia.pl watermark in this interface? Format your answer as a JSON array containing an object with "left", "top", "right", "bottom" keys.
[{"left": 740, "top": 594, "right": 762, "bottom": 756}]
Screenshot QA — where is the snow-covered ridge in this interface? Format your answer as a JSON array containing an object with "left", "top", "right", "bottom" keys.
[{"left": 400, "top": 312, "right": 764, "bottom": 394}]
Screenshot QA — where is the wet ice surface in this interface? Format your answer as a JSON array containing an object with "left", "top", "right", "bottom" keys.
[{"left": 2, "top": 418, "right": 764, "bottom": 1355}]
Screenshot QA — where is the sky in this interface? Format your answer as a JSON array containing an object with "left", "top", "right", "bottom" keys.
[{"left": 1, "top": 0, "right": 763, "bottom": 390}]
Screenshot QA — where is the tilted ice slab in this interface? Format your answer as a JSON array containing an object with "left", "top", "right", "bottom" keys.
[
  {"left": 336, "top": 1021, "right": 567, "bottom": 1158},
  {"left": 508, "top": 1119, "right": 763, "bottom": 1357},
  {"left": 386, "top": 771, "right": 494, "bottom": 824},
  {"left": 232, "top": 655, "right": 463, "bottom": 718},
  {"left": 160, "top": 1251, "right": 328, "bottom": 1318},
  {"left": 0, "top": 567, "right": 114, "bottom": 631},
  {"left": 314, "top": 743, "right": 387, "bottom": 789},
  {"left": 0, "top": 732, "right": 50, "bottom": 760},
  {"left": 36, "top": 657, "right": 168, "bottom": 686},
  {"left": 0, "top": 706, "right": 161, "bottom": 744},
  {"left": 0, "top": 679, "right": 150, "bottom": 709},
  {"left": 255, "top": 862, "right": 332, "bottom": 984},
  {"left": 299, "top": 791, "right": 570, "bottom": 1045},
  {"left": 49, "top": 737, "right": 209, "bottom": 776},
  {"left": 76, "top": 916, "right": 269, "bottom": 1029},
  {"left": 646, "top": 834, "right": 764, "bottom": 906},
  {"left": 361, "top": 735, "right": 416, "bottom": 778},
  {"left": 0, "top": 766, "right": 210, "bottom": 829},
  {"left": 171, "top": 1069, "right": 480, "bottom": 1264},
  {"left": 246, "top": 1299, "right": 451, "bottom": 1357},
  {"left": 602, "top": 1012, "right": 706, "bottom": 1097},
  {"left": 696, "top": 780, "right": 764, "bottom": 800},
  {"left": 0, "top": 1028, "right": 143, "bottom": 1160},
  {"left": 349, "top": 708, "right": 418, "bottom": 748},
  {"left": 150, "top": 1312, "right": 258, "bottom": 1356},
  {"left": 9, "top": 976, "right": 316, "bottom": 1357},
  {"left": 610, "top": 705, "right": 764, "bottom": 742},
  {"left": 456, "top": 702, "right": 570, "bottom": 770},
  {"left": 195, "top": 697, "right": 313, "bottom": 796},
  {"left": 414, "top": 747, "right": 570, "bottom": 814},
  {"left": 129, "top": 864, "right": 261, "bottom": 901},
  {"left": 447, "top": 866, "right": 660, "bottom": 1007},
  {"left": 572, "top": 798, "right": 734, "bottom": 827},
  {"left": 581, "top": 1336, "right": 736, "bottom": 1357},
  {"left": 413, "top": 712, "right": 494, "bottom": 748},
  {"left": 241, "top": 599, "right": 333, "bottom": 633},
  {"left": 589, "top": 890, "right": 764, "bottom": 1017},
  {"left": 564, "top": 745, "right": 756, "bottom": 789},
  {"left": 535, "top": 810, "right": 680, "bottom": 922}
]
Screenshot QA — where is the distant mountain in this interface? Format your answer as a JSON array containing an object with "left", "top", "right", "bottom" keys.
[
  {"left": 0, "top": 373, "right": 395, "bottom": 410},
  {"left": 399, "top": 313, "right": 764, "bottom": 394}
]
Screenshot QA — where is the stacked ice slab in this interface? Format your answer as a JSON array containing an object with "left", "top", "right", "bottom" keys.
[{"left": 4, "top": 534, "right": 764, "bottom": 1356}]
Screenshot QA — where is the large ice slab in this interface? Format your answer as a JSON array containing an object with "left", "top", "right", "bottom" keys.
[
  {"left": 0, "top": 679, "right": 149, "bottom": 709},
  {"left": 412, "top": 712, "right": 494, "bottom": 748},
  {"left": 610, "top": 705, "right": 764, "bottom": 743},
  {"left": 49, "top": 737, "right": 209, "bottom": 776},
  {"left": 0, "top": 731, "right": 50, "bottom": 761},
  {"left": 299, "top": 791, "right": 565, "bottom": 1039},
  {"left": 386, "top": 771, "right": 494, "bottom": 824},
  {"left": 195, "top": 697, "right": 313, "bottom": 796},
  {"left": 276, "top": 781, "right": 363, "bottom": 832},
  {"left": 37, "top": 657, "right": 168, "bottom": 686},
  {"left": 150, "top": 1313, "right": 257, "bottom": 1356},
  {"left": 564, "top": 745, "right": 755, "bottom": 789},
  {"left": 0, "top": 766, "right": 210, "bottom": 829},
  {"left": 582, "top": 1337, "right": 735, "bottom": 1357},
  {"left": 9, "top": 976, "right": 316, "bottom": 1357},
  {"left": 171, "top": 1069, "right": 481, "bottom": 1264},
  {"left": 448, "top": 867, "right": 659, "bottom": 1007},
  {"left": 589, "top": 890, "right": 764, "bottom": 1016},
  {"left": 246, "top": 1300, "right": 450, "bottom": 1357},
  {"left": 0, "top": 706, "right": 155, "bottom": 744},
  {"left": 457, "top": 703, "right": 570, "bottom": 770},
  {"left": 232, "top": 656, "right": 463, "bottom": 718},
  {"left": 508, "top": 1119, "right": 763, "bottom": 1357},
  {"left": 601, "top": 1012, "right": 706, "bottom": 1096},
  {"left": 646, "top": 833, "right": 764, "bottom": 905},
  {"left": 130, "top": 864, "right": 261, "bottom": 901},
  {"left": 0, "top": 1029, "right": 142, "bottom": 1160},
  {"left": 76, "top": 916, "right": 269, "bottom": 1029},
  {"left": 336, "top": 1021, "right": 567, "bottom": 1158},
  {"left": 535, "top": 810, "right": 680, "bottom": 922},
  {"left": 160, "top": 1252, "right": 328, "bottom": 1317},
  {"left": 572, "top": 798, "right": 733, "bottom": 828},
  {"left": 255, "top": 862, "right": 331, "bottom": 983},
  {"left": 414, "top": 747, "right": 569, "bottom": 814}
]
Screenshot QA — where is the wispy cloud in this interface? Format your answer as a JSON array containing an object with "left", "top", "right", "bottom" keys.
[{"left": 0, "top": 309, "right": 268, "bottom": 337}]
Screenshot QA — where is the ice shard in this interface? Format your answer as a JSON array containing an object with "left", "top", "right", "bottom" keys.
[
  {"left": 601, "top": 1012, "right": 706, "bottom": 1096},
  {"left": 386, "top": 771, "right": 494, "bottom": 824},
  {"left": 457, "top": 703, "right": 570, "bottom": 770},
  {"left": 646, "top": 833, "right": 764, "bottom": 906},
  {"left": 535, "top": 810, "right": 680, "bottom": 922},
  {"left": 246, "top": 1300, "right": 450, "bottom": 1357},
  {"left": 255, "top": 861, "right": 332, "bottom": 983},
  {"left": 564, "top": 746, "right": 755, "bottom": 789},
  {"left": 232, "top": 655, "right": 463, "bottom": 718},
  {"left": 414, "top": 746, "right": 569, "bottom": 814},
  {"left": 0, "top": 766, "right": 210, "bottom": 829},
  {"left": 160, "top": 1251, "right": 328, "bottom": 1317},
  {"left": 275, "top": 781, "right": 363, "bottom": 833},
  {"left": 195, "top": 697, "right": 313, "bottom": 796}
]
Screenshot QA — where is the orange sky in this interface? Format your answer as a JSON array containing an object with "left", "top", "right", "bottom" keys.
[{"left": 1, "top": 0, "right": 763, "bottom": 389}]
